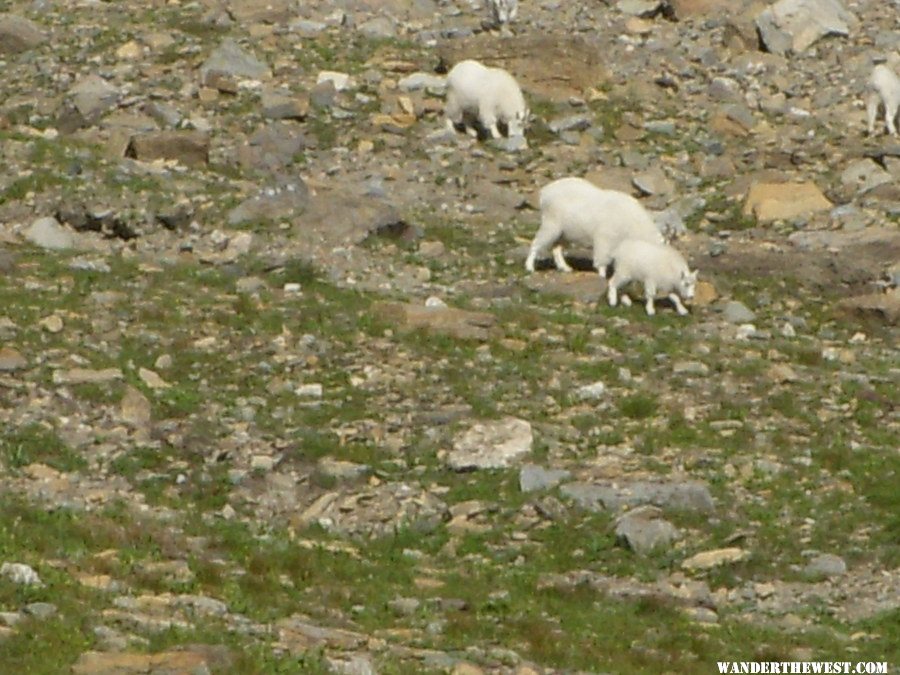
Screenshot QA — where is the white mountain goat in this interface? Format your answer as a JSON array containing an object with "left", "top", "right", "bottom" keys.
[
  {"left": 525, "top": 177, "right": 664, "bottom": 278},
  {"left": 488, "top": 0, "right": 518, "bottom": 26},
  {"left": 866, "top": 54, "right": 900, "bottom": 136},
  {"left": 607, "top": 239, "right": 697, "bottom": 316},
  {"left": 444, "top": 59, "right": 529, "bottom": 140}
]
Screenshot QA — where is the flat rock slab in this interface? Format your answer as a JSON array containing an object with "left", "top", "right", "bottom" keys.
[
  {"left": 837, "top": 289, "right": 900, "bottom": 326},
  {"left": 298, "top": 193, "right": 406, "bottom": 247},
  {"left": 525, "top": 271, "right": 605, "bottom": 303},
  {"left": 448, "top": 417, "right": 533, "bottom": 470},
  {"left": 519, "top": 464, "right": 571, "bottom": 492},
  {"left": 682, "top": 547, "right": 749, "bottom": 571},
  {"left": 743, "top": 181, "right": 832, "bottom": 222},
  {"left": 52, "top": 368, "right": 123, "bottom": 385},
  {"left": 561, "top": 479, "right": 715, "bottom": 513},
  {"left": 72, "top": 645, "right": 232, "bottom": 675},
  {"left": 755, "top": 0, "right": 856, "bottom": 55},
  {"left": 291, "top": 483, "right": 448, "bottom": 539},
  {"left": 788, "top": 226, "right": 900, "bottom": 252},
  {"left": 227, "top": 182, "right": 309, "bottom": 226},
  {"left": 200, "top": 39, "right": 270, "bottom": 84},
  {"left": 374, "top": 301, "right": 497, "bottom": 341},
  {"left": 127, "top": 131, "right": 209, "bottom": 167}
]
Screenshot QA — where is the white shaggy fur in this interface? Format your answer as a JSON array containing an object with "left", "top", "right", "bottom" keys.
[
  {"left": 866, "top": 55, "right": 900, "bottom": 137},
  {"left": 488, "top": 0, "right": 518, "bottom": 25},
  {"left": 525, "top": 177, "right": 664, "bottom": 278},
  {"left": 444, "top": 59, "right": 528, "bottom": 139},
  {"left": 607, "top": 239, "right": 697, "bottom": 317}
]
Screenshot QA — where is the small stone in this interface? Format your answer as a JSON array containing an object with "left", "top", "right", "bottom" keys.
[
  {"left": 316, "top": 70, "right": 354, "bottom": 91},
  {"left": 296, "top": 383, "right": 323, "bottom": 398},
  {"left": 672, "top": 361, "right": 709, "bottom": 376},
  {"left": 548, "top": 114, "right": 591, "bottom": 134},
  {"left": 53, "top": 368, "right": 123, "bottom": 385},
  {"left": 138, "top": 367, "right": 170, "bottom": 390},
  {"left": 388, "top": 597, "right": 420, "bottom": 616},
  {"left": 615, "top": 507, "right": 680, "bottom": 554},
  {"left": 120, "top": 385, "right": 152, "bottom": 428},
  {"left": 154, "top": 354, "right": 173, "bottom": 370},
  {"left": 251, "top": 455, "right": 276, "bottom": 471},
  {"left": 804, "top": 553, "right": 847, "bottom": 578},
  {"left": 575, "top": 381, "right": 606, "bottom": 400},
  {"left": 684, "top": 606, "right": 719, "bottom": 623},
  {"left": 767, "top": 363, "right": 799, "bottom": 383},
  {"left": 39, "top": 315, "right": 64, "bottom": 333},
  {"left": 632, "top": 166, "right": 675, "bottom": 196},
  {"left": 0, "top": 347, "right": 27, "bottom": 372},
  {"left": 23, "top": 602, "right": 56, "bottom": 619},
  {"left": 317, "top": 458, "right": 370, "bottom": 481},
  {"left": 722, "top": 300, "right": 756, "bottom": 324}
]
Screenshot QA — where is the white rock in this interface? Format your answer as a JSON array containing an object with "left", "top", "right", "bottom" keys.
[
  {"left": 24, "top": 217, "right": 75, "bottom": 251},
  {"left": 1, "top": 563, "right": 42, "bottom": 587},
  {"left": 447, "top": 417, "right": 533, "bottom": 470}
]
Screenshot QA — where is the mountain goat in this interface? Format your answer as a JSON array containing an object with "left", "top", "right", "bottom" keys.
[
  {"left": 607, "top": 239, "right": 697, "bottom": 316},
  {"left": 445, "top": 59, "right": 528, "bottom": 140},
  {"left": 525, "top": 177, "right": 664, "bottom": 278},
  {"left": 866, "top": 55, "right": 900, "bottom": 136}
]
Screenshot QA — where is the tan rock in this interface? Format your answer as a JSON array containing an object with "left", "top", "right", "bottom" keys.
[
  {"left": 837, "top": 289, "right": 900, "bottom": 326},
  {"left": 767, "top": 363, "right": 799, "bottom": 383},
  {"left": 743, "top": 182, "right": 832, "bottom": 222},
  {"left": 127, "top": 130, "right": 210, "bottom": 167},
  {"left": 52, "top": 368, "right": 123, "bottom": 385},
  {"left": 120, "top": 385, "right": 151, "bottom": 428},
  {"left": 0, "top": 346, "right": 27, "bottom": 371},
  {"left": 682, "top": 547, "right": 749, "bottom": 571},
  {"left": 374, "top": 301, "right": 497, "bottom": 341},
  {"left": 692, "top": 280, "right": 718, "bottom": 307},
  {"left": 39, "top": 315, "right": 64, "bottom": 333},
  {"left": 138, "top": 367, "right": 170, "bottom": 389}
]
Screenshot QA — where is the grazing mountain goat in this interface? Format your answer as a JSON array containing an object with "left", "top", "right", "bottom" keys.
[
  {"left": 525, "top": 177, "right": 664, "bottom": 278},
  {"left": 607, "top": 239, "right": 697, "bottom": 316},
  {"left": 488, "top": 0, "right": 518, "bottom": 26},
  {"left": 866, "top": 55, "right": 900, "bottom": 137},
  {"left": 444, "top": 60, "right": 529, "bottom": 140}
]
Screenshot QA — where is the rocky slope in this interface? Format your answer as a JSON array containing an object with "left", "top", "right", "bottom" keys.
[{"left": 0, "top": 0, "right": 897, "bottom": 672}]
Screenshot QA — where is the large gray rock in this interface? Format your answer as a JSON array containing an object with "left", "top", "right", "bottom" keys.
[
  {"left": 238, "top": 122, "right": 307, "bottom": 171},
  {"left": 227, "top": 182, "right": 309, "bottom": 226},
  {"left": 200, "top": 39, "right": 270, "bottom": 85},
  {"left": 68, "top": 75, "right": 120, "bottom": 120},
  {"left": 722, "top": 300, "right": 756, "bottom": 324},
  {"left": 228, "top": 0, "right": 293, "bottom": 23},
  {"left": 24, "top": 217, "right": 75, "bottom": 251},
  {"left": 0, "top": 14, "right": 46, "bottom": 54},
  {"left": 561, "top": 479, "right": 715, "bottom": 513},
  {"left": 519, "top": 464, "right": 571, "bottom": 493},
  {"left": 448, "top": 417, "right": 533, "bottom": 470},
  {"left": 755, "top": 0, "right": 856, "bottom": 55},
  {"left": 127, "top": 131, "right": 209, "bottom": 167}
]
